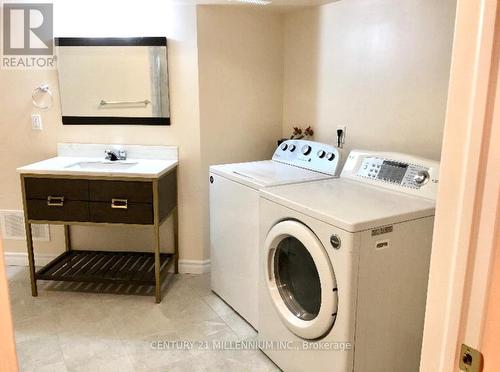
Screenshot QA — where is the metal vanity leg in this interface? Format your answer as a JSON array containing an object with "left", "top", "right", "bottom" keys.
[
  {"left": 153, "top": 221, "right": 161, "bottom": 303},
  {"left": 64, "top": 224, "right": 72, "bottom": 251},
  {"left": 21, "top": 175, "right": 37, "bottom": 296},
  {"left": 25, "top": 222, "right": 38, "bottom": 297},
  {"left": 174, "top": 207, "right": 179, "bottom": 274},
  {"left": 153, "top": 179, "right": 162, "bottom": 303}
]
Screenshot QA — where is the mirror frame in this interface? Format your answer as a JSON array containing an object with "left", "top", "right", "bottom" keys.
[{"left": 55, "top": 37, "right": 170, "bottom": 126}]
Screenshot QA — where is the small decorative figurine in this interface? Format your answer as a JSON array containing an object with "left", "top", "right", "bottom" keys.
[{"left": 277, "top": 125, "right": 314, "bottom": 146}]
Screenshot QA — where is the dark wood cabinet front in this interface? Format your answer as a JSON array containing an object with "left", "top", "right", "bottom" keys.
[
  {"left": 25, "top": 178, "right": 90, "bottom": 222},
  {"left": 88, "top": 180, "right": 154, "bottom": 224},
  {"left": 26, "top": 199, "right": 89, "bottom": 222},
  {"left": 89, "top": 201, "right": 153, "bottom": 224},
  {"left": 22, "top": 175, "right": 173, "bottom": 225},
  {"left": 89, "top": 180, "right": 153, "bottom": 203},
  {"left": 25, "top": 178, "right": 89, "bottom": 200}
]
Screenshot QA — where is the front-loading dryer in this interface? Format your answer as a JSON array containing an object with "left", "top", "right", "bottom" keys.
[{"left": 258, "top": 150, "right": 440, "bottom": 372}]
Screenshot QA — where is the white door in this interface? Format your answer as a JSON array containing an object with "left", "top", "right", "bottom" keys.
[
  {"left": 264, "top": 220, "right": 338, "bottom": 340},
  {"left": 420, "top": 0, "right": 500, "bottom": 370}
]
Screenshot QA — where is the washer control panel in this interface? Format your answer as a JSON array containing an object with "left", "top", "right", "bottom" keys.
[
  {"left": 341, "top": 150, "right": 440, "bottom": 200},
  {"left": 272, "top": 140, "right": 341, "bottom": 176}
]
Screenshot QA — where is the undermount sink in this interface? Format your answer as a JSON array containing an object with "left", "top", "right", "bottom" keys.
[{"left": 65, "top": 161, "right": 138, "bottom": 171}]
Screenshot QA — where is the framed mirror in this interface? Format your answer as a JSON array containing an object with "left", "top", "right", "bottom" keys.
[{"left": 55, "top": 37, "right": 170, "bottom": 125}]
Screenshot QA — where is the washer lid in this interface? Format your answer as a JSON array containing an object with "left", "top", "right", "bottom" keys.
[
  {"left": 260, "top": 178, "right": 436, "bottom": 232},
  {"left": 210, "top": 160, "right": 332, "bottom": 189}
]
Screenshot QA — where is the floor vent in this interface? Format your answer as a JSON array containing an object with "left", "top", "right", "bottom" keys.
[{"left": 0, "top": 210, "right": 50, "bottom": 242}]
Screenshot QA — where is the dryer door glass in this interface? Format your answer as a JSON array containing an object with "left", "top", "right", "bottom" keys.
[
  {"left": 265, "top": 220, "right": 338, "bottom": 340},
  {"left": 274, "top": 237, "right": 321, "bottom": 320}
]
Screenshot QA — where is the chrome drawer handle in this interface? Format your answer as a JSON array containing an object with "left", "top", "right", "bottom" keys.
[
  {"left": 111, "top": 198, "right": 128, "bottom": 209},
  {"left": 47, "top": 196, "right": 64, "bottom": 207}
]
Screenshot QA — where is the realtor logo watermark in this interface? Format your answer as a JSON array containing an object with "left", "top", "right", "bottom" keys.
[{"left": 2, "top": 3, "right": 55, "bottom": 69}]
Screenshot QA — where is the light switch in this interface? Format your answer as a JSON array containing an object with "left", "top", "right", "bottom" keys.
[{"left": 31, "top": 114, "right": 43, "bottom": 130}]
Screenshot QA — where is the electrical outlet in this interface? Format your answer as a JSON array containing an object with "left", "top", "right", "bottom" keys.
[
  {"left": 336, "top": 125, "right": 346, "bottom": 145},
  {"left": 31, "top": 114, "right": 43, "bottom": 130}
]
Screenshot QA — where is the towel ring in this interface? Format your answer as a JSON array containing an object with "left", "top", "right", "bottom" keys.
[{"left": 32, "top": 84, "right": 53, "bottom": 110}]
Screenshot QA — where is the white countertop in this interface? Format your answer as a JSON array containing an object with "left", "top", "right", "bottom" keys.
[{"left": 17, "top": 143, "right": 178, "bottom": 179}]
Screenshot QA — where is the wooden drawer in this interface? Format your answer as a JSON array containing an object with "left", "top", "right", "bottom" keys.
[
  {"left": 89, "top": 202, "right": 153, "bottom": 224},
  {"left": 26, "top": 199, "right": 89, "bottom": 222},
  {"left": 25, "top": 178, "right": 89, "bottom": 201},
  {"left": 89, "top": 180, "right": 152, "bottom": 203}
]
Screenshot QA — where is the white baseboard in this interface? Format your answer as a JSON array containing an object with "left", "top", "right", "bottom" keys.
[
  {"left": 3, "top": 252, "right": 211, "bottom": 274},
  {"left": 178, "top": 259, "right": 211, "bottom": 274}
]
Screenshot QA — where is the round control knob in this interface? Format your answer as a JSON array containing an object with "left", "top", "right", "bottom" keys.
[
  {"left": 326, "top": 152, "right": 336, "bottom": 161},
  {"left": 302, "top": 145, "right": 312, "bottom": 155},
  {"left": 289, "top": 144, "right": 296, "bottom": 152},
  {"left": 280, "top": 143, "right": 288, "bottom": 151},
  {"left": 317, "top": 150, "right": 326, "bottom": 158},
  {"left": 414, "top": 170, "right": 430, "bottom": 185}
]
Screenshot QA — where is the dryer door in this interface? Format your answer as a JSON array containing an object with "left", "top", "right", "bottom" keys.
[{"left": 264, "top": 220, "right": 338, "bottom": 340}]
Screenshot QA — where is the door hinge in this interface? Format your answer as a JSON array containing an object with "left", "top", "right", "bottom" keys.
[{"left": 459, "top": 344, "right": 483, "bottom": 372}]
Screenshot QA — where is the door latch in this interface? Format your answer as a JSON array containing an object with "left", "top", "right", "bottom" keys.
[{"left": 459, "top": 344, "right": 483, "bottom": 372}]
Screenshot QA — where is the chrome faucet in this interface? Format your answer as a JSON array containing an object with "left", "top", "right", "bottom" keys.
[{"left": 104, "top": 149, "right": 127, "bottom": 161}]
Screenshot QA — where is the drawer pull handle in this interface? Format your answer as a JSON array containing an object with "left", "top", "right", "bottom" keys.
[
  {"left": 111, "top": 199, "right": 128, "bottom": 209},
  {"left": 47, "top": 196, "right": 64, "bottom": 207}
]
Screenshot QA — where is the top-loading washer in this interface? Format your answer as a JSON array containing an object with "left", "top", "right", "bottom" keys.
[
  {"left": 209, "top": 140, "right": 342, "bottom": 329},
  {"left": 258, "top": 150, "right": 440, "bottom": 372}
]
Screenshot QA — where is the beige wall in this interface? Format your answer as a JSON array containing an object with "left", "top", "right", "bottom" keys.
[
  {"left": 0, "top": 3, "right": 207, "bottom": 262},
  {"left": 0, "top": 1, "right": 457, "bottom": 265},
  {"left": 197, "top": 6, "right": 284, "bottom": 258},
  {"left": 282, "top": 0, "right": 456, "bottom": 160},
  {"left": 197, "top": 6, "right": 284, "bottom": 165},
  {"left": 0, "top": 4, "right": 285, "bottom": 264}
]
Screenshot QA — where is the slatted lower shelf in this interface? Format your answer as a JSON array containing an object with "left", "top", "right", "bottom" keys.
[{"left": 36, "top": 250, "right": 172, "bottom": 285}]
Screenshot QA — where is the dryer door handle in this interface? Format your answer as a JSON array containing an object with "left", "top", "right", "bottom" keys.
[{"left": 267, "top": 248, "right": 276, "bottom": 281}]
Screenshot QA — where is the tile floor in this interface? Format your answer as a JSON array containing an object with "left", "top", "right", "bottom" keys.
[{"left": 7, "top": 266, "right": 279, "bottom": 372}]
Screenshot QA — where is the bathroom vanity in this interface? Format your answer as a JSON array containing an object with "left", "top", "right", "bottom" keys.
[{"left": 17, "top": 144, "right": 178, "bottom": 303}]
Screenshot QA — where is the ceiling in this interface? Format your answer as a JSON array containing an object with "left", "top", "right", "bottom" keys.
[{"left": 196, "top": 0, "right": 339, "bottom": 12}]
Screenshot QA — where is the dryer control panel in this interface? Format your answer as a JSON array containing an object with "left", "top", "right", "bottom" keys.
[
  {"left": 272, "top": 140, "right": 342, "bottom": 176},
  {"left": 341, "top": 150, "right": 440, "bottom": 200},
  {"left": 356, "top": 157, "right": 431, "bottom": 188}
]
